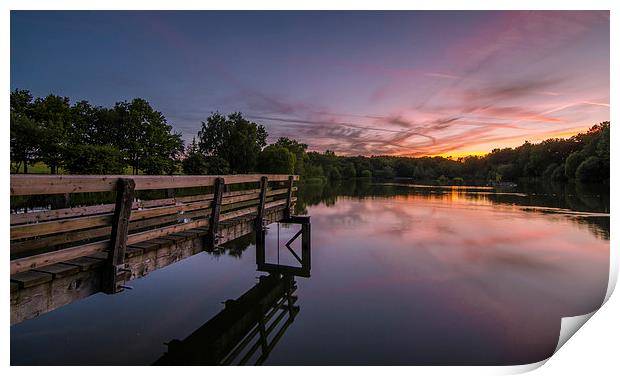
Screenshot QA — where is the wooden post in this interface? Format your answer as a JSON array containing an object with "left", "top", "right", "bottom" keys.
[
  {"left": 104, "top": 178, "right": 135, "bottom": 294},
  {"left": 301, "top": 221, "right": 311, "bottom": 276},
  {"left": 284, "top": 175, "right": 294, "bottom": 219},
  {"left": 255, "top": 176, "right": 268, "bottom": 231},
  {"left": 208, "top": 177, "right": 225, "bottom": 250}
]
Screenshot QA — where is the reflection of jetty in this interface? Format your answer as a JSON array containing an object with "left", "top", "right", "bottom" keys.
[
  {"left": 10, "top": 174, "right": 305, "bottom": 325},
  {"left": 155, "top": 273, "right": 299, "bottom": 365},
  {"left": 155, "top": 215, "right": 311, "bottom": 365}
]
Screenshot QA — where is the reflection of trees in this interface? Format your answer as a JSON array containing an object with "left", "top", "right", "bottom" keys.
[
  {"left": 295, "top": 179, "right": 610, "bottom": 241},
  {"left": 211, "top": 233, "right": 256, "bottom": 258}
]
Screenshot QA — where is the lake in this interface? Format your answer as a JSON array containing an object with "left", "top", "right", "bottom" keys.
[{"left": 10, "top": 180, "right": 610, "bottom": 365}]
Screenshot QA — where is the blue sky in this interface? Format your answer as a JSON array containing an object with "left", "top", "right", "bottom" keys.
[{"left": 11, "top": 11, "right": 609, "bottom": 156}]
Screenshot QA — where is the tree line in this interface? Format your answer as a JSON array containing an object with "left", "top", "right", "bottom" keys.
[
  {"left": 11, "top": 89, "right": 183, "bottom": 174},
  {"left": 10, "top": 89, "right": 610, "bottom": 184}
]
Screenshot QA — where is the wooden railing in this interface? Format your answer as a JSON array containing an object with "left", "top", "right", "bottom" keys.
[{"left": 10, "top": 174, "right": 298, "bottom": 291}]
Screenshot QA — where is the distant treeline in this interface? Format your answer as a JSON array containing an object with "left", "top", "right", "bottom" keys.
[{"left": 11, "top": 89, "right": 609, "bottom": 184}]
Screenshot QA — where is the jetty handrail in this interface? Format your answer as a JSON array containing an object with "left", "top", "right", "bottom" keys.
[
  {"left": 10, "top": 174, "right": 299, "bottom": 196},
  {"left": 10, "top": 174, "right": 298, "bottom": 282}
]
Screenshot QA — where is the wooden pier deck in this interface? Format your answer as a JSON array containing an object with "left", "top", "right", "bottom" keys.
[{"left": 10, "top": 174, "right": 299, "bottom": 325}]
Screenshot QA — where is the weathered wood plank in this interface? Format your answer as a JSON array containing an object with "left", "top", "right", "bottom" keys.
[
  {"left": 11, "top": 174, "right": 298, "bottom": 196},
  {"left": 11, "top": 241, "right": 110, "bottom": 275},
  {"left": 11, "top": 213, "right": 113, "bottom": 240},
  {"left": 10, "top": 186, "right": 294, "bottom": 227},
  {"left": 61, "top": 257, "right": 105, "bottom": 272},
  {"left": 11, "top": 270, "right": 53, "bottom": 288},
  {"left": 11, "top": 204, "right": 116, "bottom": 226},
  {"left": 34, "top": 263, "right": 81, "bottom": 279}
]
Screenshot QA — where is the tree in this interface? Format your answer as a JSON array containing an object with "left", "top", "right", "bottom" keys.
[
  {"left": 112, "top": 99, "right": 184, "bottom": 174},
  {"left": 198, "top": 112, "right": 267, "bottom": 173},
  {"left": 342, "top": 162, "right": 357, "bottom": 179},
  {"left": 326, "top": 165, "right": 342, "bottom": 181},
  {"left": 30, "top": 94, "right": 73, "bottom": 174},
  {"left": 274, "top": 137, "right": 309, "bottom": 175},
  {"left": 182, "top": 138, "right": 210, "bottom": 175},
  {"left": 63, "top": 144, "right": 126, "bottom": 174},
  {"left": 205, "top": 156, "right": 230, "bottom": 174},
  {"left": 576, "top": 156, "right": 604, "bottom": 182},
  {"left": 10, "top": 90, "right": 41, "bottom": 173},
  {"left": 257, "top": 145, "right": 295, "bottom": 174},
  {"left": 10, "top": 112, "right": 41, "bottom": 173},
  {"left": 564, "top": 151, "right": 585, "bottom": 179},
  {"left": 551, "top": 164, "right": 566, "bottom": 181}
]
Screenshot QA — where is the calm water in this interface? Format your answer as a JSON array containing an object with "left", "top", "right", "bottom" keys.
[{"left": 11, "top": 180, "right": 610, "bottom": 365}]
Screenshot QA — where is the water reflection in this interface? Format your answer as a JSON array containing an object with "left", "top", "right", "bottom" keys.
[
  {"left": 10, "top": 179, "right": 610, "bottom": 365},
  {"left": 296, "top": 179, "right": 610, "bottom": 240},
  {"left": 155, "top": 217, "right": 311, "bottom": 366},
  {"left": 155, "top": 273, "right": 300, "bottom": 366}
]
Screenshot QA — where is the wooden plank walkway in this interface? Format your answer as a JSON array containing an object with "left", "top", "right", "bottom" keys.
[{"left": 10, "top": 174, "right": 298, "bottom": 325}]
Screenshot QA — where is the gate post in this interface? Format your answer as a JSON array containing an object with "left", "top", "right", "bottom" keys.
[
  {"left": 255, "top": 176, "right": 268, "bottom": 231},
  {"left": 284, "top": 175, "right": 294, "bottom": 219}
]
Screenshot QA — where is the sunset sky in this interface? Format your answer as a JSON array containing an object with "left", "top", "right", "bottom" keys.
[{"left": 11, "top": 11, "right": 610, "bottom": 157}]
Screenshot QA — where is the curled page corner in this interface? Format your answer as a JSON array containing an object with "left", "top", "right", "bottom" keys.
[
  {"left": 496, "top": 312, "right": 598, "bottom": 375},
  {"left": 554, "top": 311, "right": 597, "bottom": 353},
  {"left": 500, "top": 252, "right": 617, "bottom": 375}
]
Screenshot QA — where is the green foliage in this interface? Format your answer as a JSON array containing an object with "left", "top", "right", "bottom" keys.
[
  {"left": 257, "top": 145, "right": 295, "bottom": 174},
  {"left": 273, "top": 137, "right": 308, "bottom": 175},
  {"left": 205, "top": 156, "right": 231, "bottom": 175},
  {"left": 326, "top": 165, "right": 342, "bottom": 181},
  {"left": 198, "top": 112, "right": 266, "bottom": 173},
  {"left": 113, "top": 98, "right": 184, "bottom": 174},
  {"left": 564, "top": 151, "right": 585, "bottom": 179},
  {"left": 342, "top": 162, "right": 357, "bottom": 179},
  {"left": 10, "top": 89, "right": 184, "bottom": 175},
  {"left": 31, "top": 94, "right": 73, "bottom": 173},
  {"left": 576, "top": 156, "right": 605, "bottom": 182},
  {"left": 10, "top": 110, "right": 41, "bottom": 173},
  {"left": 63, "top": 144, "right": 126, "bottom": 174},
  {"left": 360, "top": 169, "right": 372, "bottom": 179},
  {"left": 453, "top": 177, "right": 464, "bottom": 185},
  {"left": 182, "top": 138, "right": 210, "bottom": 175},
  {"left": 437, "top": 175, "right": 450, "bottom": 185},
  {"left": 551, "top": 164, "right": 567, "bottom": 182}
]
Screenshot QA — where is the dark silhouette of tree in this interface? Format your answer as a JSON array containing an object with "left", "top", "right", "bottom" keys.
[
  {"left": 63, "top": 144, "right": 126, "bottom": 174},
  {"left": 112, "top": 98, "right": 184, "bottom": 174},
  {"left": 257, "top": 145, "right": 295, "bottom": 174},
  {"left": 198, "top": 112, "right": 266, "bottom": 173},
  {"left": 10, "top": 89, "right": 41, "bottom": 173},
  {"left": 182, "top": 138, "right": 210, "bottom": 175},
  {"left": 273, "top": 137, "right": 308, "bottom": 175},
  {"left": 30, "top": 94, "right": 73, "bottom": 174}
]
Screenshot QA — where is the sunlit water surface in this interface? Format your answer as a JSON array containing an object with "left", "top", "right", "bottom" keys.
[{"left": 11, "top": 181, "right": 609, "bottom": 365}]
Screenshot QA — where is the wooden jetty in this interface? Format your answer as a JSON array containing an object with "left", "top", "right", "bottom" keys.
[{"left": 10, "top": 174, "right": 300, "bottom": 325}]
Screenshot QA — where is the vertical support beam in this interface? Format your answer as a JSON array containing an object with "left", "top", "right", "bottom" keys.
[
  {"left": 208, "top": 177, "right": 225, "bottom": 250},
  {"left": 256, "top": 224, "right": 266, "bottom": 269},
  {"left": 284, "top": 175, "right": 294, "bottom": 219},
  {"left": 104, "top": 178, "right": 135, "bottom": 294},
  {"left": 301, "top": 221, "right": 311, "bottom": 276},
  {"left": 255, "top": 176, "right": 268, "bottom": 230},
  {"left": 257, "top": 304, "right": 269, "bottom": 356}
]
